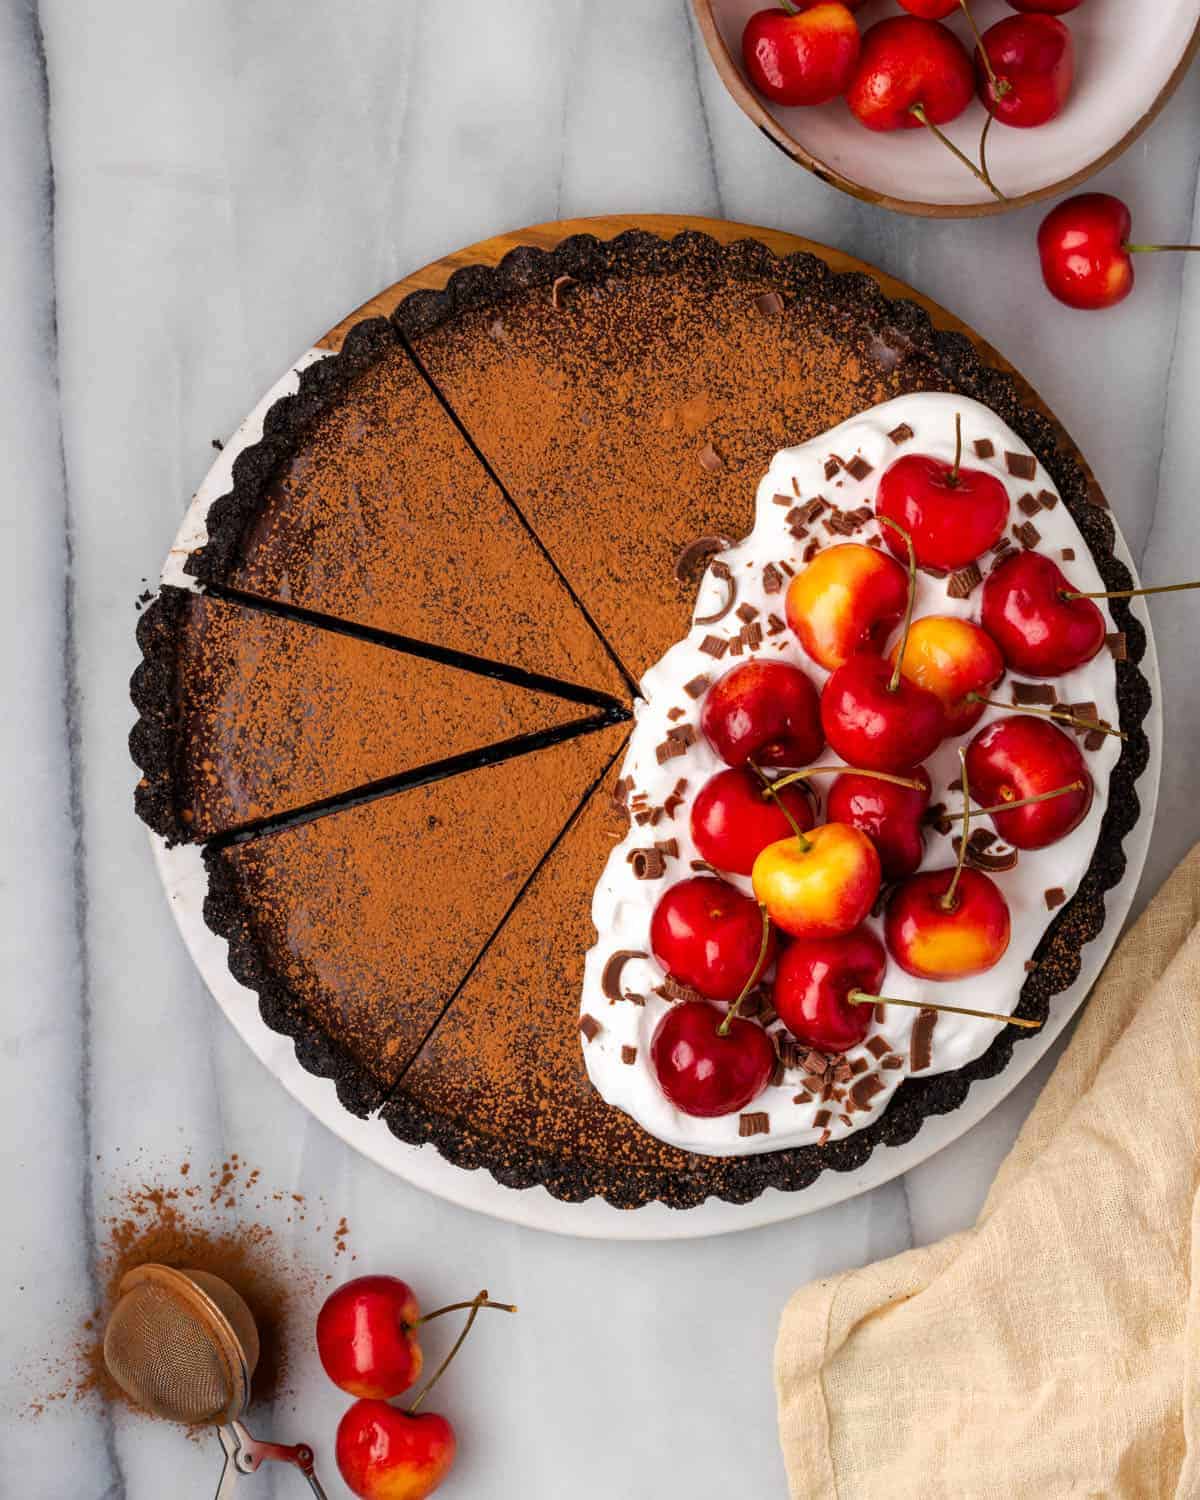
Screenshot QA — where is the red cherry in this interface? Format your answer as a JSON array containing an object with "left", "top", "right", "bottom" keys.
[
  {"left": 847, "top": 17, "right": 974, "bottom": 132},
  {"left": 885, "top": 865, "right": 1011, "bottom": 979},
  {"left": 691, "top": 768, "right": 815, "bottom": 877},
  {"left": 316, "top": 1277, "right": 423, "bottom": 1399},
  {"left": 826, "top": 765, "right": 931, "bottom": 882},
  {"left": 336, "top": 1400, "right": 455, "bottom": 1500},
  {"left": 742, "top": 3, "right": 861, "bottom": 108},
  {"left": 977, "top": 14, "right": 1074, "bottom": 129},
  {"left": 650, "top": 876, "right": 777, "bottom": 1003},
  {"left": 966, "top": 715, "right": 1093, "bottom": 849},
  {"left": 700, "top": 658, "right": 824, "bottom": 769},
  {"left": 1038, "top": 193, "right": 1133, "bottom": 310},
  {"left": 981, "top": 549, "right": 1105, "bottom": 676},
  {"left": 773, "top": 927, "right": 885, "bottom": 1053},
  {"left": 651, "top": 1000, "right": 775, "bottom": 1118},
  {"left": 821, "top": 654, "right": 944, "bottom": 773},
  {"left": 876, "top": 451, "right": 1010, "bottom": 570}
]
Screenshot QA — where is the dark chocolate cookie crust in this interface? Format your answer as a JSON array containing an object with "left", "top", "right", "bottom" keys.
[{"left": 134, "top": 229, "right": 1152, "bottom": 1210}]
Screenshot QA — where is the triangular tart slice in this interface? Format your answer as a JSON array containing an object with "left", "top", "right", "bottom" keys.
[
  {"left": 130, "top": 587, "right": 613, "bottom": 845},
  {"left": 202, "top": 720, "right": 630, "bottom": 1116},
  {"left": 186, "top": 324, "right": 628, "bottom": 698}
]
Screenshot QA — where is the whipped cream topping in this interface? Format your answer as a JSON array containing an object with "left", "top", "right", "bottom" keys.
[{"left": 581, "top": 393, "right": 1120, "bottom": 1158}]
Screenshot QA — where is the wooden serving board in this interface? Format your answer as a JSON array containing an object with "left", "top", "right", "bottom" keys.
[{"left": 315, "top": 213, "right": 1105, "bottom": 506}]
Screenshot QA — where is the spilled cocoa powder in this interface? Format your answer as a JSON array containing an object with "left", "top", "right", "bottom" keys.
[{"left": 28, "top": 1154, "right": 354, "bottom": 1421}]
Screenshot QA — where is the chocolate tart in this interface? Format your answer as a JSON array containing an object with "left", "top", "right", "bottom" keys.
[{"left": 135, "top": 229, "right": 1151, "bottom": 1209}]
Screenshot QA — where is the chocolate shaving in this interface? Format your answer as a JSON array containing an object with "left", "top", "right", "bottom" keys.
[
  {"left": 741, "top": 621, "right": 763, "bottom": 651},
  {"left": 1045, "top": 886, "right": 1067, "bottom": 910},
  {"left": 802, "top": 539, "right": 820, "bottom": 563},
  {"left": 792, "top": 1091, "right": 812, "bottom": 1105},
  {"left": 601, "top": 949, "right": 648, "bottom": 1002},
  {"left": 1013, "top": 681, "right": 1057, "bottom": 706},
  {"left": 739, "top": 1112, "right": 770, "bottom": 1138},
  {"left": 973, "top": 438, "right": 995, "bottom": 459},
  {"left": 1084, "top": 729, "right": 1107, "bottom": 752},
  {"left": 969, "top": 828, "right": 997, "bottom": 852},
  {"left": 683, "top": 673, "right": 711, "bottom": 699},
  {"left": 823, "top": 457, "right": 841, "bottom": 480},
  {"left": 1037, "top": 489, "right": 1059, "bottom": 510},
  {"left": 674, "top": 535, "right": 732, "bottom": 584},
  {"left": 700, "top": 634, "right": 728, "bottom": 659},
  {"left": 848, "top": 1056, "right": 870, "bottom": 1077},
  {"left": 910, "top": 1008, "right": 938, "bottom": 1072},
  {"left": 668, "top": 723, "right": 698, "bottom": 749},
  {"left": 1068, "top": 700, "right": 1099, "bottom": 726},
  {"left": 689, "top": 859, "right": 718, "bottom": 875},
  {"left": 735, "top": 602, "right": 760, "bottom": 623},
  {"left": 865, "top": 1036, "right": 891, "bottom": 1061},
  {"left": 766, "top": 612, "right": 785, "bottom": 636},
  {"left": 846, "top": 455, "right": 873, "bottom": 481},
  {"left": 954, "top": 836, "right": 1019, "bottom": 873},
  {"left": 629, "top": 848, "right": 667, "bottom": 880},
  {"left": 1060, "top": 547, "right": 1075, "bottom": 562},
  {"left": 755, "top": 290, "right": 785, "bottom": 318},
  {"left": 880, "top": 1055, "right": 903, "bottom": 1070},
  {"left": 849, "top": 1072, "right": 885, "bottom": 1109},
  {"left": 772, "top": 492, "right": 793, "bottom": 507},
  {"left": 1005, "top": 451, "right": 1037, "bottom": 480},
  {"left": 1018, "top": 493, "right": 1041, "bottom": 517},
  {"left": 655, "top": 838, "right": 679, "bottom": 860},
  {"left": 666, "top": 706, "right": 684, "bottom": 722},
  {"left": 655, "top": 739, "right": 687, "bottom": 765},
  {"left": 579, "top": 1014, "right": 601, "bottom": 1042},
  {"left": 947, "top": 563, "right": 982, "bottom": 599},
  {"left": 812, "top": 1109, "right": 832, "bottom": 1128},
  {"left": 888, "top": 423, "right": 914, "bottom": 445},
  {"left": 621, "top": 1045, "right": 638, "bottom": 1066},
  {"left": 762, "top": 562, "right": 783, "bottom": 596},
  {"left": 695, "top": 560, "right": 736, "bottom": 626},
  {"left": 1014, "top": 520, "right": 1041, "bottom": 549},
  {"left": 698, "top": 443, "right": 723, "bottom": 473},
  {"left": 551, "top": 274, "right": 577, "bottom": 310}
]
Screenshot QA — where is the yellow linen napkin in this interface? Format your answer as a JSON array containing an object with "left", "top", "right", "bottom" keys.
[{"left": 775, "top": 843, "right": 1200, "bottom": 1500}]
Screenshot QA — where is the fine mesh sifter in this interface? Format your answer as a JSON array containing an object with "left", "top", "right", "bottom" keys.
[{"left": 103, "top": 1264, "right": 327, "bottom": 1498}]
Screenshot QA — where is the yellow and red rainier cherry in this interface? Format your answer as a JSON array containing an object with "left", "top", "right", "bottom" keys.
[
  {"left": 885, "top": 865, "right": 1011, "bottom": 980},
  {"left": 752, "top": 822, "right": 881, "bottom": 941},
  {"left": 888, "top": 615, "right": 1005, "bottom": 736},
  {"left": 785, "top": 542, "right": 908, "bottom": 672}
]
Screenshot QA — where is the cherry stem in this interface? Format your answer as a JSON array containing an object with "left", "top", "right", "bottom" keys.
[
  {"left": 1124, "top": 244, "right": 1200, "bottom": 255},
  {"left": 941, "top": 747, "right": 971, "bottom": 913},
  {"left": 408, "top": 1290, "right": 515, "bottom": 1413},
  {"left": 847, "top": 990, "right": 1041, "bottom": 1030},
  {"left": 777, "top": 0, "right": 801, "bottom": 12},
  {"left": 769, "top": 765, "right": 926, "bottom": 793},
  {"left": 718, "top": 905, "right": 772, "bottom": 1038},
  {"left": 954, "top": 781, "right": 1085, "bottom": 820},
  {"left": 749, "top": 761, "right": 813, "bottom": 851},
  {"left": 909, "top": 103, "right": 1008, "bottom": 204},
  {"left": 876, "top": 515, "right": 917, "bottom": 694},
  {"left": 413, "top": 1297, "right": 518, "bottom": 1327},
  {"left": 959, "top": 0, "right": 1007, "bottom": 96},
  {"left": 1063, "top": 579, "right": 1200, "bottom": 600},
  {"left": 950, "top": 411, "right": 963, "bottom": 486},
  {"left": 965, "top": 692, "right": 1126, "bottom": 741}
]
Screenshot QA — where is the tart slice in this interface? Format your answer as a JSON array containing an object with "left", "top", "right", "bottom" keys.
[
  {"left": 186, "top": 321, "right": 628, "bottom": 699},
  {"left": 130, "top": 587, "right": 618, "bottom": 845},
  {"left": 203, "top": 719, "right": 630, "bottom": 1115}
]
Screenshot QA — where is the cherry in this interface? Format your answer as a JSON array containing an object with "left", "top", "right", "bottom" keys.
[
  {"left": 650, "top": 876, "right": 777, "bottom": 1002},
  {"left": 826, "top": 764, "right": 931, "bottom": 882},
  {"left": 773, "top": 927, "right": 885, "bottom": 1053},
  {"left": 977, "top": 14, "right": 1074, "bottom": 129},
  {"left": 742, "top": 2, "right": 862, "bottom": 108},
  {"left": 875, "top": 416, "right": 1009, "bottom": 569},
  {"left": 700, "top": 658, "right": 824, "bottom": 769},
  {"left": 822, "top": 653, "right": 944, "bottom": 772},
  {"left": 752, "top": 821, "right": 881, "bottom": 940},
  {"left": 965, "top": 715, "right": 1093, "bottom": 849},
  {"left": 888, "top": 615, "right": 1005, "bottom": 736},
  {"left": 847, "top": 17, "right": 974, "bottom": 131},
  {"left": 885, "top": 864, "right": 1011, "bottom": 979},
  {"left": 897, "top": 0, "right": 960, "bottom": 16},
  {"left": 651, "top": 1000, "right": 776, "bottom": 1118},
  {"left": 786, "top": 542, "right": 908, "bottom": 673},
  {"left": 691, "top": 767, "right": 814, "bottom": 877},
  {"left": 1038, "top": 194, "right": 1200, "bottom": 311},
  {"left": 981, "top": 549, "right": 1105, "bottom": 677}
]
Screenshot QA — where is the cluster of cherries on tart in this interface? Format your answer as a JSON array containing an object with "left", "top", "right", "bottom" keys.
[{"left": 649, "top": 430, "right": 1109, "bottom": 1122}]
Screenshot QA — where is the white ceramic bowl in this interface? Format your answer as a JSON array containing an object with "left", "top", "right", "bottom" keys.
[{"left": 694, "top": 0, "right": 1200, "bottom": 216}]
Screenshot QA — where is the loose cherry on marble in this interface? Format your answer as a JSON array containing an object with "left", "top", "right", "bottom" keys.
[
  {"left": 691, "top": 767, "right": 815, "bottom": 877},
  {"left": 1038, "top": 194, "right": 1200, "bottom": 311},
  {"left": 826, "top": 764, "right": 931, "bottom": 882},
  {"left": 773, "top": 926, "right": 885, "bottom": 1053},
  {"left": 965, "top": 715, "right": 1093, "bottom": 849},
  {"left": 821, "top": 520, "right": 945, "bottom": 772},
  {"left": 742, "top": 1, "right": 862, "bottom": 108},
  {"left": 651, "top": 1000, "right": 777, "bottom": 1119},
  {"left": 876, "top": 413, "right": 1010, "bottom": 569},
  {"left": 752, "top": 821, "right": 882, "bottom": 940},
  {"left": 884, "top": 750, "right": 1011, "bottom": 980},
  {"left": 700, "top": 658, "right": 824, "bottom": 769},
  {"left": 976, "top": 14, "right": 1074, "bottom": 129},
  {"left": 888, "top": 615, "right": 1005, "bottom": 736},
  {"left": 785, "top": 541, "right": 908, "bottom": 673},
  {"left": 980, "top": 549, "right": 1105, "bottom": 677},
  {"left": 650, "top": 876, "right": 778, "bottom": 1003}
]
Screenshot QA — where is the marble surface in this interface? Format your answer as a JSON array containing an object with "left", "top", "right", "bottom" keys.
[{"left": 3, "top": 3, "right": 1198, "bottom": 1495}]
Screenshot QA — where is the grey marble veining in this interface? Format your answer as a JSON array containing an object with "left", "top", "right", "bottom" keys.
[{"left": 2, "top": 2, "right": 1197, "bottom": 1495}]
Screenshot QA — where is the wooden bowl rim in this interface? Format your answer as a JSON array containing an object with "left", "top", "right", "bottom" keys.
[{"left": 691, "top": 0, "right": 1200, "bottom": 219}]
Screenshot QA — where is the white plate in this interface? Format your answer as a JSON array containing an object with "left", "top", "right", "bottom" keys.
[
  {"left": 151, "top": 346, "right": 1160, "bottom": 1242},
  {"left": 701, "top": 0, "right": 1200, "bottom": 212}
]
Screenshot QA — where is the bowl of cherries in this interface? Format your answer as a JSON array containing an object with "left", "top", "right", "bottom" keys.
[{"left": 692, "top": 0, "right": 1200, "bottom": 215}]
